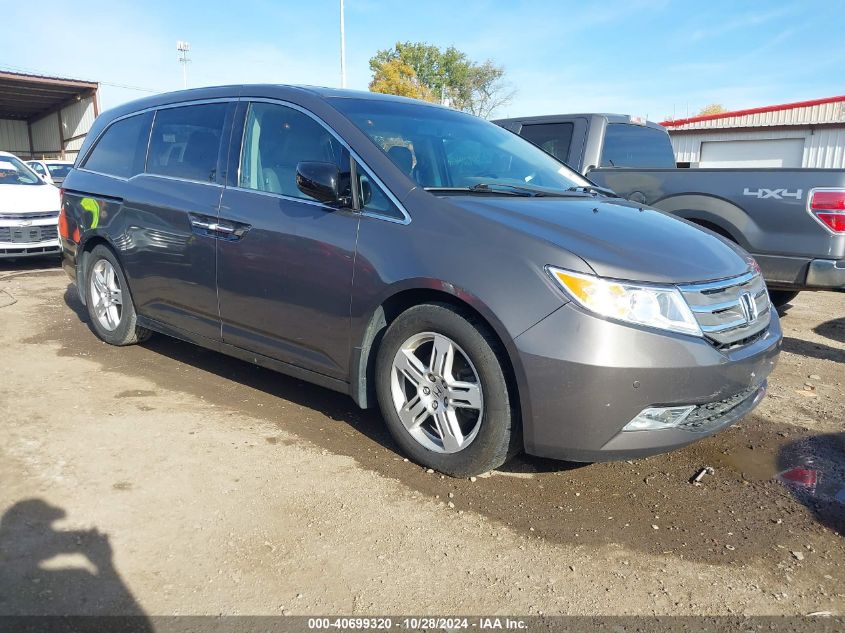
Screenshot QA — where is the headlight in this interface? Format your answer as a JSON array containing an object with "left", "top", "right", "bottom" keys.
[{"left": 547, "top": 266, "right": 702, "bottom": 336}]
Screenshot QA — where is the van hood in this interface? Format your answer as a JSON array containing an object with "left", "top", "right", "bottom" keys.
[
  {"left": 445, "top": 195, "right": 750, "bottom": 284},
  {"left": 0, "top": 183, "right": 61, "bottom": 214}
]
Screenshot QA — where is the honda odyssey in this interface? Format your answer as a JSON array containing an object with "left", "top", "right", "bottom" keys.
[{"left": 60, "top": 86, "right": 781, "bottom": 476}]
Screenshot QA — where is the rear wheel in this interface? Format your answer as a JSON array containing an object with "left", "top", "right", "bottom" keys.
[
  {"left": 84, "top": 245, "right": 151, "bottom": 346},
  {"left": 375, "top": 303, "right": 519, "bottom": 477},
  {"left": 768, "top": 289, "right": 800, "bottom": 309}
]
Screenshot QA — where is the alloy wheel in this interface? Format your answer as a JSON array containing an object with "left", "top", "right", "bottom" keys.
[
  {"left": 89, "top": 259, "right": 123, "bottom": 332},
  {"left": 390, "top": 331, "right": 484, "bottom": 454}
]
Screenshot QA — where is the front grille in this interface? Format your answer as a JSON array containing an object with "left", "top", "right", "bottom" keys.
[
  {"left": 0, "top": 211, "right": 59, "bottom": 220},
  {"left": 678, "top": 384, "right": 762, "bottom": 433},
  {"left": 0, "top": 225, "right": 59, "bottom": 243},
  {"left": 679, "top": 271, "right": 771, "bottom": 347}
]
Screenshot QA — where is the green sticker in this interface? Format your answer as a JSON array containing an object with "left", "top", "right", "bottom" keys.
[{"left": 80, "top": 197, "right": 100, "bottom": 229}]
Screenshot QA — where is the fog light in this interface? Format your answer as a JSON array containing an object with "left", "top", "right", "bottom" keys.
[{"left": 623, "top": 405, "right": 696, "bottom": 431}]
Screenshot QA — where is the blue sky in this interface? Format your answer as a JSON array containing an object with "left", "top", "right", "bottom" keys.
[{"left": 3, "top": 0, "right": 844, "bottom": 120}]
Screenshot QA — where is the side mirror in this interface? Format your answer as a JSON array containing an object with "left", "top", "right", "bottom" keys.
[{"left": 296, "top": 161, "right": 340, "bottom": 205}]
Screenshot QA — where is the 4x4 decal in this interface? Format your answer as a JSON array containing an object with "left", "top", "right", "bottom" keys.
[{"left": 743, "top": 188, "right": 803, "bottom": 200}]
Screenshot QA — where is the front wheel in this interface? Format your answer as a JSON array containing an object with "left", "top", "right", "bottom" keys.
[
  {"left": 84, "top": 245, "right": 151, "bottom": 346},
  {"left": 768, "top": 289, "right": 800, "bottom": 309},
  {"left": 375, "top": 303, "right": 519, "bottom": 477}
]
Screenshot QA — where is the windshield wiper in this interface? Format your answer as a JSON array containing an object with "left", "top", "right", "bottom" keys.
[
  {"left": 566, "top": 184, "right": 620, "bottom": 198},
  {"left": 426, "top": 183, "right": 563, "bottom": 197}
]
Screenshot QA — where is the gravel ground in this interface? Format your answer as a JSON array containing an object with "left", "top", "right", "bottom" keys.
[{"left": 0, "top": 260, "right": 842, "bottom": 617}]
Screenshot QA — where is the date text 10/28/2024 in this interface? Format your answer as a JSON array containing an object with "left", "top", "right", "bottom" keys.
[{"left": 307, "top": 618, "right": 528, "bottom": 630}]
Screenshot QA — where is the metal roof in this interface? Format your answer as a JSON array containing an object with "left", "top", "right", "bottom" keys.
[
  {"left": 0, "top": 71, "right": 98, "bottom": 121},
  {"left": 660, "top": 95, "right": 845, "bottom": 131}
]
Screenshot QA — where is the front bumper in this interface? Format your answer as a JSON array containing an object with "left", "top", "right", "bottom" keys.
[
  {"left": 514, "top": 303, "right": 782, "bottom": 462},
  {"left": 0, "top": 215, "right": 60, "bottom": 258},
  {"left": 805, "top": 258, "right": 845, "bottom": 289}
]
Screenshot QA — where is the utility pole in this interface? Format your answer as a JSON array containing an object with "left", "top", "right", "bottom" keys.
[
  {"left": 339, "top": 0, "right": 347, "bottom": 88},
  {"left": 177, "top": 41, "right": 191, "bottom": 89}
]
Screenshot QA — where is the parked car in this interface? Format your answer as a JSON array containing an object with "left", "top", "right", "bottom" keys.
[
  {"left": 26, "top": 159, "right": 74, "bottom": 186},
  {"left": 495, "top": 114, "right": 845, "bottom": 307},
  {"left": 0, "top": 151, "right": 61, "bottom": 258},
  {"left": 60, "top": 87, "right": 781, "bottom": 476}
]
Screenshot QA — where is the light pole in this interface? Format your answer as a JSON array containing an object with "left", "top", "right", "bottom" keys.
[
  {"left": 177, "top": 40, "right": 191, "bottom": 89},
  {"left": 339, "top": 0, "right": 347, "bottom": 88}
]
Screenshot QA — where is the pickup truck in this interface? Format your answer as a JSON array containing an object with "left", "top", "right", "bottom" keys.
[{"left": 494, "top": 113, "right": 845, "bottom": 307}]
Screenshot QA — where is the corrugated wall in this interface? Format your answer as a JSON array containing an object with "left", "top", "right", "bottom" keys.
[
  {"left": 670, "top": 126, "right": 845, "bottom": 168},
  {"left": 0, "top": 119, "right": 29, "bottom": 154},
  {"left": 62, "top": 97, "right": 95, "bottom": 142},
  {"left": 31, "top": 115, "right": 61, "bottom": 155},
  {"left": 804, "top": 127, "right": 845, "bottom": 168}
]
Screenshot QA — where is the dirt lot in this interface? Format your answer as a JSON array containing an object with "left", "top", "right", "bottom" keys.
[{"left": 0, "top": 260, "right": 843, "bottom": 617}]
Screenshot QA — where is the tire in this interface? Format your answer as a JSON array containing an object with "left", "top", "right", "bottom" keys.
[
  {"left": 84, "top": 245, "right": 151, "bottom": 346},
  {"left": 375, "top": 303, "right": 520, "bottom": 477},
  {"left": 768, "top": 289, "right": 800, "bottom": 309}
]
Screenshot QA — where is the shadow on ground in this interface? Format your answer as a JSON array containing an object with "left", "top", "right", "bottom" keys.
[
  {"left": 0, "top": 499, "right": 151, "bottom": 623},
  {"left": 0, "top": 256, "right": 61, "bottom": 275},
  {"left": 815, "top": 317, "right": 845, "bottom": 346},
  {"left": 782, "top": 337, "right": 845, "bottom": 363}
]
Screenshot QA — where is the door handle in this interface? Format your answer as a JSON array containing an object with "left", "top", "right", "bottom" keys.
[
  {"left": 189, "top": 214, "right": 251, "bottom": 241},
  {"left": 216, "top": 218, "right": 251, "bottom": 240},
  {"left": 189, "top": 218, "right": 214, "bottom": 230}
]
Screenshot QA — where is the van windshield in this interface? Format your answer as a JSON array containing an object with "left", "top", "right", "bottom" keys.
[
  {"left": 0, "top": 155, "right": 42, "bottom": 186},
  {"left": 330, "top": 98, "right": 591, "bottom": 195}
]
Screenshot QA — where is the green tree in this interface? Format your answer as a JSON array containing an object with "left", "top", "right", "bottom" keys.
[
  {"left": 697, "top": 103, "right": 727, "bottom": 116},
  {"left": 369, "top": 42, "right": 515, "bottom": 118},
  {"left": 369, "top": 59, "right": 436, "bottom": 102}
]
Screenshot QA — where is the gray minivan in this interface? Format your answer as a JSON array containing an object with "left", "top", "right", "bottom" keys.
[{"left": 60, "top": 86, "right": 781, "bottom": 476}]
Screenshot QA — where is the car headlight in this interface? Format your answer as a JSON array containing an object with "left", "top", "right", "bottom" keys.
[{"left": 547, "top": 266, "right": 702, "bottom": 336}]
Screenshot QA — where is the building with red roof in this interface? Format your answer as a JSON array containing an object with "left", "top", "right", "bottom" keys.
[{"left": 659, "top": 95, "right": 845, "bottom": 169}]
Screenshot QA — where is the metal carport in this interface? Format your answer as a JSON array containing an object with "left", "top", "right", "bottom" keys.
[{"left": 0, "top": 71, "right": 100, "bottom": 161}]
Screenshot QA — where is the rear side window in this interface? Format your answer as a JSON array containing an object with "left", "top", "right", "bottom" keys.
[
  {"left": 82, "top": 111, "right": 153, "bottom": 178},
  {"left": 519, "top": 123, "right": 574, "bottom": 164},
  {"left": 148, "top": 103, "right": 227, "bottom": 183},
  {"left": 600, "top": 124, "right": 676, "bottom": 168}
]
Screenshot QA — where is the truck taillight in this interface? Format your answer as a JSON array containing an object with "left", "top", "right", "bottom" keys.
[{"left": 809, "top": 189, "right": 845, "bottom": 233}]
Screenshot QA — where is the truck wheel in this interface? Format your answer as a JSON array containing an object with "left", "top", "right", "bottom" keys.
[
  {"left": 375, "top": 303, "right": 520, "bottom": 477},
  {"left": 84, "top": 245, "right": 151, "bottom": 346},
  {"left": 768, "top": 290, "right": 800, "bottom": 309}
]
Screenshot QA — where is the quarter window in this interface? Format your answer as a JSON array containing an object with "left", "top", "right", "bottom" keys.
[
  {"left": 82, "top": 111, "right": 153, "bottom": 179},
  {"left": 239, "top": 102, "right": 350, "bottom": 202},
  {"left": 356, "top": 162, "right": 403, "bottom": 220},
  {"left": 147, "top": 103, "right": 227, "bottom": 183}
]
